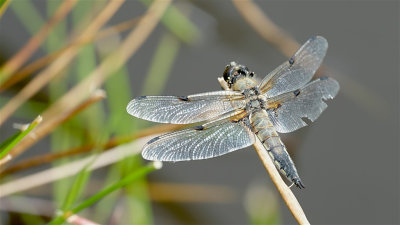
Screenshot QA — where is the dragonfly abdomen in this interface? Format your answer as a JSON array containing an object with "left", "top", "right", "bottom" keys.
[{"left": 251, "top": 111, "right": 305, "bottom": 189}]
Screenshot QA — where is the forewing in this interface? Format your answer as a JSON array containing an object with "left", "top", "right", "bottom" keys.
[
  {"left": 142, "top": 117, "right": 255, "bottom": 161},
  {"left": 267, "top": 77, "right": 339, "bottom": 133},
  {"left": 127, "top": 90, "right": 245, "bottom": 124},
  {"left": 259, "top": 36, "right": 328, "bottom": 97}
]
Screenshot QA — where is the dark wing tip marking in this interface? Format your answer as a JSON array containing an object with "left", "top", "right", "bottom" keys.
[
  {"left": 136, "top": 96, "right": 147, "bottom": 100},
  {"left": 177, "top": 96, "right": 189, "bottom": 101},
  {"left": 147, "top": 136, "right": 161, "bottom": 145},
  {"left": 293, "top": 89, "right": 301, "bottom": 96},
  {"left": 194, "top": 125, "right": 205, "bottom": 131},
  {"left": 288, "top": 56, "right": 295, "bottom": 65}
]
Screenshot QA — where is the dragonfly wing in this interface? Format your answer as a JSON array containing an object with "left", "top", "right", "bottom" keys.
[
  {"left": 127, "top": 90, "right": 245, "bottom": 124},
  {"left": 267, "top": 77, "right": 339, "bottom": 133},
  {"left": 142, "top": 116, "right": 255, "bottom": 161},
  {"left": 259, "top": 36, "right": 328, "bottom": 97}
]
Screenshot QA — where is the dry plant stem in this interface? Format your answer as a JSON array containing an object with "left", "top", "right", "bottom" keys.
[
  {"left": 218, "top": 78, "right": 310, "bottom": 225},
  {"left": 0, "top": 155, "right": 12, "bottom": 166},
  {"left": 0, "top": 136, "right": 149, "bottom": 197},
  {"left": 1, "top": 124, "right": 185, "bottom": 175},
  {"left": 231, "top": 0, "right": 300, "bottom": 59},
  {"left": 0, "top": 0, "right": 125, "bottom": 126},
  {"left": 42, "top": 0, "right": 172, "bottom": 120},
  {"left": 232, "top": 0, "right": 387, "bottom": 118},
  {"left": 1, "top": 0, "right": 170, "bottom": 167},
  {"left": 0, "top": 17, "right": 140, "bottom": 92},
  {"left": 5, "top": 90, "right": 106, "bottom": 161},
  {"left": 0, "top": 0, "right": 79, "bottom": 82},
  {"left": 253, "top": 140, "right": 309, "bottom": 225}
]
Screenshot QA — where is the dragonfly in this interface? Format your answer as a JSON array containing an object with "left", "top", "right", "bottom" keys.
[{"left": 127, "top": 36, "right": 339, "bottom": 188}]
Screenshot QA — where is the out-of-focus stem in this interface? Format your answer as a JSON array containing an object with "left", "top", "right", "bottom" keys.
[
  {"left": 0, "top": 0, "right": 125, "bottom": 126},
  {"left": 5, "top": 90, "right": 106, "bottom": 161},
  {"left": 0, "top": 0, "right": 78, "bottom": 83}
]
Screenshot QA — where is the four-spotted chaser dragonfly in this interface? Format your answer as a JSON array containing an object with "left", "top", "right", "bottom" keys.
[{"left": 127, "top": 36, "right": 339, "bottom": 188}]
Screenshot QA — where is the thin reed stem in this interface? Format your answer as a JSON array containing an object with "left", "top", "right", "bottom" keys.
[{"left": 218, "top": 77, "right": 310, "bottom": 225}]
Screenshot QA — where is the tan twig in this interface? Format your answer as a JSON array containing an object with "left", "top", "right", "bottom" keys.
[
  {"left": 0, "top": 136, "right": 150, "bottom": 197},
  {"left": 253, "top": 139, "right": 309, "bottom": 224},
  {"left": 1, "top": 124, "right": 185, "bottom": 176},
  {"left": 0, "top": 17, "right": 140, "bottom": 92},
  {"left": 231, "top": 0, "right": 300, "bottom": 59},
  {"left": 6, "top": 90, "right": 106, "bottom": 161},
  {"left": 231, "top": 0, "right": 388, "bottom": 118},
  {"left": 0, "top": 0, "right": 125, "bottom": 126},
  {"left": 0, "top": 155, "right": 12, "bottom": 166},
  {"left": 41, "top": 0, "right": 172, "bottom": 120},
  {"left": 0, "top": 0, "right": 79, "bottom": 83},
  {"left": 218, "top": 77, "right": 310, "bottom": 225}
]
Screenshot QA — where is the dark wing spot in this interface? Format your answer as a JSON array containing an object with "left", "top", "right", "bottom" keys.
[
  {"left": 136, "top": 96, "right": 147, "bottom": 100},
  {"left": 147, "top": 136, "right": 161, "bottom": 144},
  {"left": 293, "top": 89, "right": 301, "bottom": 96},
  {"left": 288, "top": 56, "right": 295, "bottom": 65},
  {"left": 194, "top": 125, "right": 204, "bottom": 130},
  {"left": 276, "top": 103, "right": 282, "bottom": 108},
  {"left": 177, "top": 96, "right": 189, "bottom": 101},
  {"left": 320, "top": 76, "right": 329, "bottom": 80}
]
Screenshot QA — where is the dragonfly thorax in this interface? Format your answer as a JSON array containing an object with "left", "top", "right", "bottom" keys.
[
  {"left": 223, "top": 61, "right": 257, "bottom": 91},
  {"left": 243, "top": 87, "right": 266, "bottom": 111}
]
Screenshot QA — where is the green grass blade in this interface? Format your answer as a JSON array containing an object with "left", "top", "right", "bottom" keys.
[
  {"left": 0, "top": 0, "right": 11, "bottom": 18},
  {"left": 104, "top": 66, "right": 134, "bottom": 135},
  {"left": 141, "top": 33, "right": 180, "bottom": 96},
  {"left": 48, "top": 163, "right": 160, "bottom": 225},
  {"left": 10, "top": 0, "right": 44, "bottom": 36},
  {"left": 0, "top": 115, "right": 42, "bottom": 159},
  {"left": 59, "top": 162, "right": 92, "bottom": 211},
  {"left": 140, "top": 0, "right": 199, "bottom": 45},
  {"left": 45, "top": 0, "right": 75, "bottom": 205}
]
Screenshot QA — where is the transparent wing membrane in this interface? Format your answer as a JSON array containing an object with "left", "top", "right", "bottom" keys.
[
  {"left": 127, "top": 90, "right": 245, "bottom": 124},
  {"left": 267, "top": 77, "right": 339, "bottom": 133},
  {"left": 142, "top": 118, "right": 255, "bottom": 161},
  {"left": 259, "top": 36, "right": 328, "bottom": 97}
]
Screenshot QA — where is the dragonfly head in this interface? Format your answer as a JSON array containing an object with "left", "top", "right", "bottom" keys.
[{"left": 223, "top": 61, "right": 255, "bottom": 89}]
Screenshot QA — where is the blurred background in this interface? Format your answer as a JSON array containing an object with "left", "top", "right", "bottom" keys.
[{"left": 0, "top": 0, "right": 398, "bottom": 224}]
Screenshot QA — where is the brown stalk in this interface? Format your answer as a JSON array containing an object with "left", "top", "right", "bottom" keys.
[
  {"left": 1, "top": 124, "right": 185, "bottom": 176},
  {"left": 0, "top": 17, "right": 140, "bottom": 92},
  {"left": 6, "top": 89, "right": 106, "bottom": 161},
  {"left": 231, "top": 0, "right": 300, "bottom": 60},
  {"left": 218, "top": 78, "right": 310, "bottom": 225},
  {"left": 231, "top": 0, "right": 387, "bottom": 118},
  {"left": 41, "top": 0, "right": 171, "bottom": 121},
  {"left": 0, "top": 0, "right": 125, "bottom": 126},
  {"left": 0, "top": 0, "right": 79, "bottom": 83},
  {"left": 0, "top": 136, "right": 151, "bottom": 197},
  {"left": 1, "top": 0, "right": 171, "bottom": 168}
]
